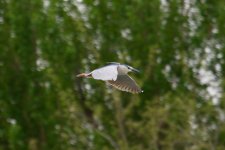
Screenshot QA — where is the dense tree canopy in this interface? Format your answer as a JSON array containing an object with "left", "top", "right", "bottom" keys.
[{"left": 0, "top": 0, "right": 225, "bottom": 149}]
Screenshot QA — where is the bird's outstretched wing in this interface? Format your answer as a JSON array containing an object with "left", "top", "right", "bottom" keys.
[
  {"left": 107, "top": 74, "right": 142, "bottom": 94},
  {"left": 91, "top": 65, "right": 118, "bottom": 81}
]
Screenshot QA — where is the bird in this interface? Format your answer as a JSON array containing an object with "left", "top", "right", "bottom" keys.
[{"left": 76, "top": 62, "right": 143, "bottom": 94}]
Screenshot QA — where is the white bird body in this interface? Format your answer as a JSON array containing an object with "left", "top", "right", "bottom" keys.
[
  {"left": 77, "top": 63, "right": 143, "bottom": 94},
  {"left": 91, "top": 65, "right": 118, "bottom": 81}
]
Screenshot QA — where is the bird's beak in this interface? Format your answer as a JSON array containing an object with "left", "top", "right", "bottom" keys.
[{"left": 131, "top": 67, "right": 140, "bottom": 73}]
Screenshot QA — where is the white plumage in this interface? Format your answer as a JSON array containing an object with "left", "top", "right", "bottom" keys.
[{"left": 91, "top": 65, "right": 118, "bottom": 81}]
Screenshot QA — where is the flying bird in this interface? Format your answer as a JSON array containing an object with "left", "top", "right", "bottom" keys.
[{"left": 76, "top": 62, "right": 143, "bottom": 94}]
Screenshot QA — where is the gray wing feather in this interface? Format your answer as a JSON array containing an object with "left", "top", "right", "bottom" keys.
[
  {"left": 107, "top": 62, "right": 120, "bottom": 65},
  {"left": 107, "top": 75, "right": 142, "bottom": 94}
]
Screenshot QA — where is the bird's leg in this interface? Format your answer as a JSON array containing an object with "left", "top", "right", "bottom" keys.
[{"left": 76, "top": 73, "right": 92, "bottom": 78}]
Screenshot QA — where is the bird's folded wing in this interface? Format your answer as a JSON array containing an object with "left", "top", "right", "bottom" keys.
[{"left": 107, "top": 75, "right": 142, "bottom": 94}]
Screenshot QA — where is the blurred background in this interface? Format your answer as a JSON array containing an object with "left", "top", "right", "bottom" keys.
[{"left": 0, "top": 0, "right": 225, "bottom": 149}]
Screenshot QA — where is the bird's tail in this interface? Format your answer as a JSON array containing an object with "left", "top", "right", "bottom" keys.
[{"left": 76, "top": 73, "right": 92, "bottom": 78}]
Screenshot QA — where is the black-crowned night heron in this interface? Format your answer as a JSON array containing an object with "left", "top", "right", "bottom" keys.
[{"left": 76, "top": 62, "right": 143, "bottom": 94}]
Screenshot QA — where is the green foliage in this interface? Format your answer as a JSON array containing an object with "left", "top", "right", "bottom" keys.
[{"left": 0, "top": 0, "right": 225, "bottom": 149}]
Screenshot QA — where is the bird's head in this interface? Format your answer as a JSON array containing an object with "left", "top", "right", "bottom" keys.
[
  {"left": 127, "top": 65, "right": 140, "bottom": 73},
  {"left": 120, "top": 65, "right": 140, "bottom": 73}
]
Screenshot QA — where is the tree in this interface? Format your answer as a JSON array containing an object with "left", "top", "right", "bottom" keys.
[{"left": 0, "top": 0, "right": 225, "bottom": 149}]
